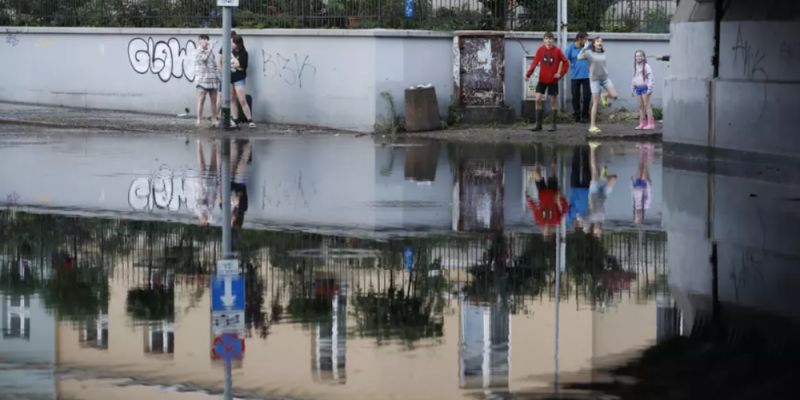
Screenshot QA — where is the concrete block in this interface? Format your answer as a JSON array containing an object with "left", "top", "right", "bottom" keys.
[
  {"left": 449, "top": 106, "right": 515, "bottom": 125},
  {"left": 404, "top": 87, "right": 441, "bottom": 132}
]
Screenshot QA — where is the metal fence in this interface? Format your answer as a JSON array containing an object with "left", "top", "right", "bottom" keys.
[{"left": 0, "top": 0, "right": 675, "bottom": 32}]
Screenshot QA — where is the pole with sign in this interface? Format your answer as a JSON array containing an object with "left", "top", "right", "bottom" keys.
[{"left": 212, "top": 257, "right": 243, "bottom": 399}]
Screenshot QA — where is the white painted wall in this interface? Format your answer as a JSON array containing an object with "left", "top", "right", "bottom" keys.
[{"left": 0, "top": 28, "right": 667, "bottom": 132}]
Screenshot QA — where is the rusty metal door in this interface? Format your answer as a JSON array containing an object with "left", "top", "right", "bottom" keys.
[{"left": 457, "top": 34, "right": 506, "bottom": 107}]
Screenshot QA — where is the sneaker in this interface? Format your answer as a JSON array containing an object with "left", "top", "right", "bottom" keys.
[
  {"left": 588, "top": 126, "right": 602, "bottom": 134},
  {"left": 601, "top": 95, "right": 609, "bottom": 108},
  {"left": 248, "top": 121, "right": 256, "bottom": 128},
  {"left": 229, "top": 119, "right": 238, "bottom": 128}
]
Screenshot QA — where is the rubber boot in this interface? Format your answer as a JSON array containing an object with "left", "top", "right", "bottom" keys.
[
  {"left": 548, "top": 110, "right": 558, "bottom": 132},
  {"left": 644, "top": 115, "right": 655, "bottom": 130},
  {"left": 531, "top": 109, "right": 544, "bottom": 131},
  {"left": 634, "top": 116, "right": 646, "bottom": 130}
]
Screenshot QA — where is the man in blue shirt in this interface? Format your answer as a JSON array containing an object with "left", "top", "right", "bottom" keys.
[{"left": 564, "top": 32, "right": 590, "bottom": 123}]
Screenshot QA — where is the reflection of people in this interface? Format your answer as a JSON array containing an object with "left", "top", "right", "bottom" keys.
[
  {"left": 230, "top": 139, "right": 251, "bottom": 228},
  {"left": 565, "top": 32, "right": 590, "bottom": 123},
  {"left": 195, "top": 140, "right": 219, "bottom": 226},
  {"left": 579, "top": 37, "right": 620, "bottom": 134},
  {"left": 525, "top": 161, "right": 569, "bottom": 239},
  {"left": 567, "top": 145, "right": 591, "bottom": 231},
  {"left": 632, "top": 49, "right": 656, "bottom": 130},
  {"left": 525, "top": 32, "right": 569, "bottom": 132},
  {"left": 587, "top": 142, "right": 617, "bottom": 236},
  {"left": 632, "top": 143, "right": 653, "bottom": 224},
  {"left": 194, "top": 34, "right": 219, "bottom": 127}
]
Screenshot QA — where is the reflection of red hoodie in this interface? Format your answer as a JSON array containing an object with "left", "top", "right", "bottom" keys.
[
  {"left": 526, "top": 190, "right": 569, "bottom": 227},
  {"left": 525, "top": 45, "right": 569, "bottom": 84}
]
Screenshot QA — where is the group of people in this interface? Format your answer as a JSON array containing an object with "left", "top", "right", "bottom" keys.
[
  {"left": 525, "top": 31, "right": 656, "bottom": 133},
  {"left": 525, "top": 142, "right": 653, "bottom": 238},
  {"left": 194, "top": 32, "right": 255, "bottom": 128}
]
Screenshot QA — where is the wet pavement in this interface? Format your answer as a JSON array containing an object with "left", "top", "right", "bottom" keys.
[
  {"left": 0, "top": 102, "right": 661, "bottom": 142},
  {"left": 0, "top": 126, "right": 798, "bottom": 400}
]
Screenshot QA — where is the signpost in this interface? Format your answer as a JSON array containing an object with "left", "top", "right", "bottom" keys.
[{"left": 211, "top": 258, "right": 244, "bottom": 400}]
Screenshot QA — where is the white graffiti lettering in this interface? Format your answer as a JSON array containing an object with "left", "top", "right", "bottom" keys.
[
  {"left": 128, "top": 37, "right": 197, "bottom": 83},
  {"left": 128, "top": 167, "right": 198, "bottom": 213}
]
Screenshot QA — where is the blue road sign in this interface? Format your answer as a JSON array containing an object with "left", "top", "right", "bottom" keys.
[
  {"left": 405, "top": 0, "right": 414, "bottom": 18},
  {"left": 212, "top": 273, "right": 245, "bottom": 311},
  {"left": 403, "top": 247, "right": 414, "bottom": 271}
]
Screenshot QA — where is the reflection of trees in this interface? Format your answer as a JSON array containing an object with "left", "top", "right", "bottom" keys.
[
  {"left": 41, "top": 266, "right": 109, "bottom": 322},
  {"left": 244, "top": 261, "right": 268, "bottom": 338},
  {"left": 463, "top": 232, "right": 634, "bottom": 312},
  {"left": 352, "top": 249, "right": 446, "bottom": 346},
  {"left": 126, "top": 282, "right": 174, "bottom": 322}
]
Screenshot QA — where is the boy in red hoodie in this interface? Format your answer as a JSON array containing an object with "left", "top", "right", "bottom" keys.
[
  {"left": 525, "top": 162, "right": 570, "bottom": 239},
  {"left": 525, "top": 32, "right": 570, "bottom": 132}
]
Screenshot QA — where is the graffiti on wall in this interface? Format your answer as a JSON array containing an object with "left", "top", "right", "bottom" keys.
[
  {"left": 128, "top": 167, "right": 198, "bottom": 212},
  {"left": 128, "top": 37, "right": 197, "bottom": 83},
  {"left": 262, "top": 50, "right": 317, "bottom": 89},
  {"left": 5, "top": 33, "right": 20, "bottom": 47}
]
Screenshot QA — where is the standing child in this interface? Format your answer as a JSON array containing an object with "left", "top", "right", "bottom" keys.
[
  {"left": 579, "top": 37, "right": 619, "bottom": 134},
  {"left": 525, "top": 32, "right": 569, "bottom": 132},
  {"left": 632, "top": 50, "right": 655, "bottom": 130},
  {"left": 564, "top": 32, "right": 591, "bottom": 123},
  {"left": 193, "top": 34, "right": 219, "bottom": 127}
]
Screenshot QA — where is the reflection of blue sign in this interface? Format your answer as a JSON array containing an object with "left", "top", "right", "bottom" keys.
[
  {"left": 213, "top": 333, "right": 244, "bottom": 361},
  {"left": 403, "top": 247, "right": 414, "bottom": 271},
  {"left": 405, "top": 0, "right": 414, "bottom": 18},
  {"left": 212, "top": 274, "right": 245, "bottom": 311}
]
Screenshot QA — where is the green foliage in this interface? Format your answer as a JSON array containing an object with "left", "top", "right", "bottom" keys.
[
  {"left": 1, "top": 0, "right": 671, "bottom": 32},
  {"left": 653, "top": 107, "right": 664, "bottom": 120},
  {"left": 41, "top": 267, "right": 109, "bottom": 322},
  {"left": 126, "top": 284, "right": 175, "bottom": 321}
]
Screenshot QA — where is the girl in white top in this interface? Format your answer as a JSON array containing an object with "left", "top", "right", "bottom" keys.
[{"left": 631, "top": 49, "right": 656, "bottom": 130}]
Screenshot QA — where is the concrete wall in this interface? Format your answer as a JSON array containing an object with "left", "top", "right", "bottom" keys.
[
  {"left": 0, "top": 27, "right": 667, "bottom": 132},
  {"left": 663, "top": 0, "right": 800, "bottom": 155}
]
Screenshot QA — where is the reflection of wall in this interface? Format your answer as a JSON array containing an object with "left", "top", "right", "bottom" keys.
[
  {"left": 311, "top": 291, "right": 347, "bottom": 384},
  {"left": 664, "top": 154, "right": 800, "bottom": 337},
  {"left": 3, "top": 295, "right": 30, "bottom": 339},
  {"left": 455, "top": 160, "right": 505, "bottom": 232},
  {"left": 79, "top": 314, "right": 109, "bottom": 350},
  {"left": 459, "top": 297, "right": 510, "bottom": 389},
  {"left": 0, "top": 294, "right": 57, "bottom": 399},
  {"left": 143, "top": 321, "right": 174, "bottom": 357},
  {"left": 0, "top": 294, "right": 55, "bottom": 363}
]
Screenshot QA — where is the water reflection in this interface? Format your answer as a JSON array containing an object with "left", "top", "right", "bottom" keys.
[{"left": 5, "top": 135, "right": 794, "bottom": 398}]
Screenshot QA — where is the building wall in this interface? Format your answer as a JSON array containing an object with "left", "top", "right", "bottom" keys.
[
  {"left": 663, "top": 0, "right": 800, "bottom": 154},
  {"left": 0, "top": 28, "right": 667, "bottom": 132}
]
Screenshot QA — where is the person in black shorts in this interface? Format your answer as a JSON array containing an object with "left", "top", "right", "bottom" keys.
[{"left": 525, "top": 32, "right": 569, "bottom": 132}]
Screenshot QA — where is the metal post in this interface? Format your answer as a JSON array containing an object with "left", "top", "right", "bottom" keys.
[
  {"left": 224, "top": 357, "right": 233, "bottom": 400},
  {"left": 221, "top": 6, "right": 233, "bottom": 129},
  {"left": 221, "top": 139, "right": 232, "bottom": 258},
  {"left": 558, "top": 0, "right": 569, "bottom": 110}
]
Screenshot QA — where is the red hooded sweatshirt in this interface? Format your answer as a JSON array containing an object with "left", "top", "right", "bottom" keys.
[
  {"left": 526, "top": 190, "right": 569, "bottom": 227},
  {"left": 525, "top": 45, "right": 569, "bottom": 84}
]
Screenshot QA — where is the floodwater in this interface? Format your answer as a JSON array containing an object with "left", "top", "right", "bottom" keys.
[{"left": 0, "top": 133, "right": 798, "bottom": 400}]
